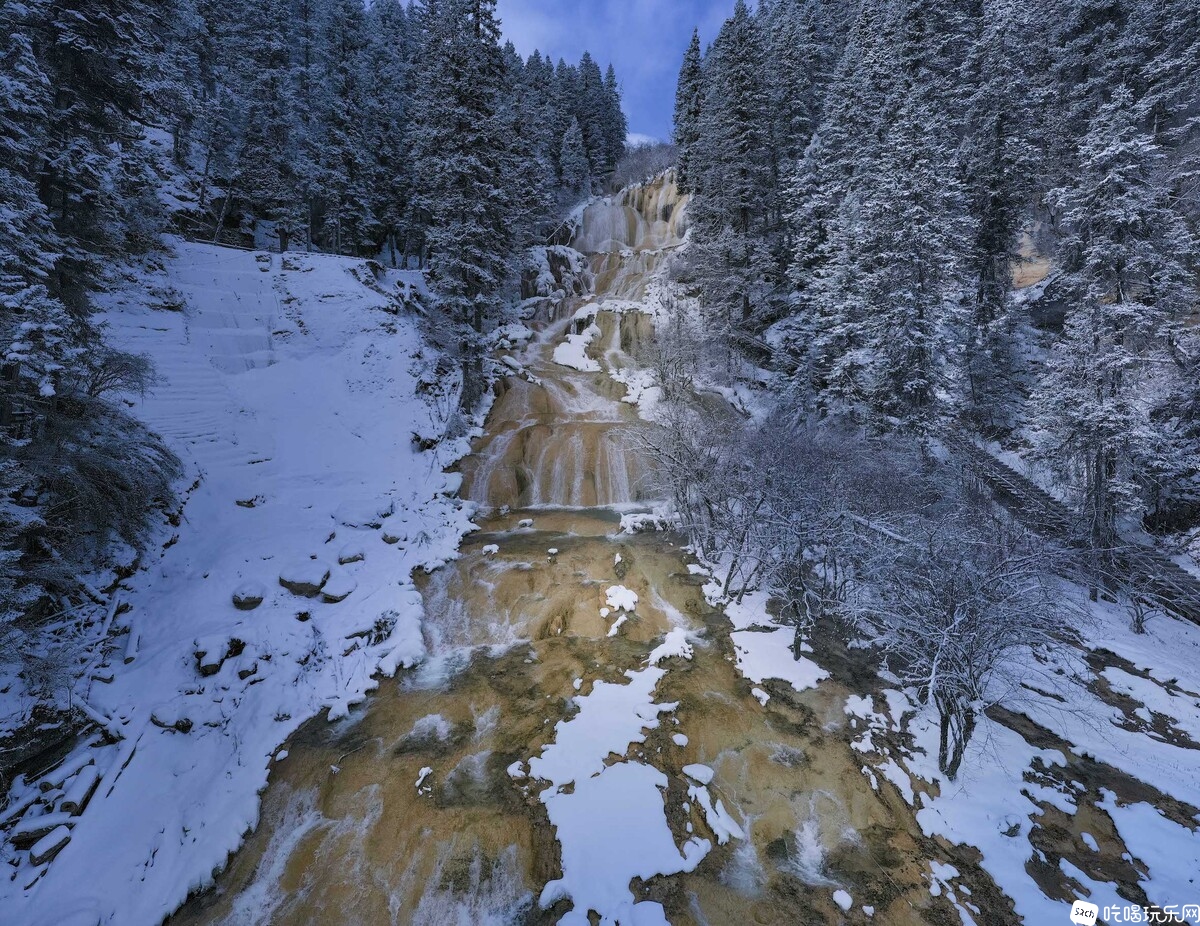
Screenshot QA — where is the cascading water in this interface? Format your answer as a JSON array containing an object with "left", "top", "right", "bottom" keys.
[
  {"left": 460, "top": 173, "right": 689, "bottom": 513},
  {"left": 174, "top": 173, "right": 945, "bottom": 926}
]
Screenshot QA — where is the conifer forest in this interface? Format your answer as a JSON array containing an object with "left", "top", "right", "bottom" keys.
[{"left": 1, "top": 1, "right": 1199, "bottom": 924}]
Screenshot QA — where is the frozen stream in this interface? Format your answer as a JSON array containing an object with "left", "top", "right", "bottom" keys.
[{"left": 171, "top": 175, "right": 942, "bottom": 926}]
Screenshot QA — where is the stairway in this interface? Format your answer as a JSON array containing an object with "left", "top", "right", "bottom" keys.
[{"left": 943, "top": 434, "right": 1200, "bottom": 625}]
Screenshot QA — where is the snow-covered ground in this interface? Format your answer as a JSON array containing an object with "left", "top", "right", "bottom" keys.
[
  {"left": 0, "top": 241, "right": 474, "bottom": 926},
  {"left": 842, "top": 588, "right": 1200, "bottom": 924}
]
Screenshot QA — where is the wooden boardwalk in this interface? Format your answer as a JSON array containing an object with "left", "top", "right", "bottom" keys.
[{"left": 943, "top": 434, "right": 1200, "bottom": 625}]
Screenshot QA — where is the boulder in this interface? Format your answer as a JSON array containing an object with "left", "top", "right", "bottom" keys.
[
  {"left": 338, "top": 542, "right": 366, "bottom": 565},
  {"left": 279, "top": 560, "right": 332, "bottom": 597},
  {"left": 232, "top": 580, "right": 266, "bottom": 611},
  {"left": 334, "top": 499, "right": 393, "bottom": 529},
  {"left": 321, "top": 574, "right": 357, "bottom": 604},
  {"left": 195, "top": 647, "right": 223, "bottom": 677}
]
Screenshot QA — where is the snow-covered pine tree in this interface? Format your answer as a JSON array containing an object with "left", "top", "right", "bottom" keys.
[
  {"left": 517, "top": 50, "right": 560, "bottom": 174},
  {"left": 559, "top": 117, "right": 592, "bottom": 201},
  {"left": 0, "top": 0, "right": 90, "bottom": 417},
  {"left": 759, "top": 0, "right": 826, "bottom": 180},
  {"left": 957, "top": 6, "right": 1038, "bottom": 435},
  {"left": 39, "top": 0, "right": 170, "bottom": 299},
  {"left": 1031, "top": 87, "right": 1196, "bottom": 553},
  {"left": 686, "top": 0, "right": 781, "bottom": 332},
  {"left": 223, "top": 0, "right": 305, "bottom": 250},
  {"left": 673, "top": 30, "right": 703, "bottom": 193},
  {"left": 551, "top": 59, "right": 581, "bottom": 180},
  {"left": 314, "top": 0, "right": 377, "bottom": 254},
  {"left": 692, "top": 0, "right": 772, "bottom": 237},
  {"left": 362, "top": 0, "right": 417, "bottom": 267},
  {"left": 602, "top": 64, "right": 628, "bottom": 183},
  {"left": 498, "top": 41, "right": 557, "bottom": 247},
  {"left": 576, "top": 52, "right": 612, "bottom": 186},
  {"left": 409, "top": 0, "right": 516, "bottom": 406}
]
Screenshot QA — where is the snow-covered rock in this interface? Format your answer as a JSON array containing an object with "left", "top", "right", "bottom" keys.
[
  {"left": 334, "top": 499, "right": 392, "bottom": 529},
  {"left": 231, "top": 580, "right": 266, "bottom": 611},
  {"left": 553, "top": 322, "right": 603, "bottom": 372},
  {"left": 320, "top": 573, "right": 357, "bottom": 604},
  {"left": 337, "top": 542, "right": 366, "bottom": 565},
  {"left": 278, "top": 560, "right": 332, "bottom": 597}
]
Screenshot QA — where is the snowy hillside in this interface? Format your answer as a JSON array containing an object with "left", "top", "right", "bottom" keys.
[{"left": 0, "top": 241, "right": 474, "bottom": 925}]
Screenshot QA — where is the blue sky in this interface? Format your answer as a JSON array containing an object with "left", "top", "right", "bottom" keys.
[{"left": 496, "top": 0, "right": 739, "bottom": 143}]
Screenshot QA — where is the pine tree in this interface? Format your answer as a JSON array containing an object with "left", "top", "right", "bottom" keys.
[
  {"left": 409, "top": 0, "right": 516, "bottom": 405},
  {"left": 559, "top": 117, "right": 591, "bottom": 200},
  {"left": 686, "top": 0, "right": 779, "bottom": 330},
  {"left": 602, "top": 64, "right": 628, "bottom": 180},
  {"left": 497, "top": 41, "right": 556, "bottom": 246},
  {"left": 39, "top": 0, "right": 170, "bottom": 299},
  {"left": 314, "top": 0, "right": 377, "bottom": 254},
  {"left": 760, "top": 0, "right": 827, "bottom": 172},
  {"left": 576, "top": 52, "right": 611, "bottom": 185},
  {"left": 1031, "top": 87, "right": 1196, "bottom": 552},
  {"left": 229, "top": 0, "right": 304, "bottom": 250},
  {"left": 363, "top": 0, "right": 416, "bottom": 266},
  {"left": 673, "top": 30, "right": 703, "bottom": 193},
  {"left": 958, "top": 7, "right": 1038, "bottom": 434},
  {"left": 693, "top": 0, "right": 772, "bottom": 235}
]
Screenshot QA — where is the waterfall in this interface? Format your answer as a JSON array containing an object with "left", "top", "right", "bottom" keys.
[{"left": 461, "top": 171, "right": 688, "bottom": 512}]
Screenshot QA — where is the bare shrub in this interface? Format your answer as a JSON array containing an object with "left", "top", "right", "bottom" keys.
[
  {"left": 608, "top": 142, "right": 678, "bottom": 192},
  {"left": 852, "top": 512, "right": 1075, "bottom": 778},
  {"left": 636, "top": 396, "right": 1075, "bottom": 778}
]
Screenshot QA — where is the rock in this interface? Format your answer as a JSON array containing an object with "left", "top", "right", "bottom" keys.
[
  {"left": 321, "top": 573, "right": 357, "bottom": 603},
  {"left": 482, "top": 544, "right": 499, "bottom": 556},
  {"left": 338, "top": 543, "right": 365, "bottom": 565},
  {"left": 517, "top": 518, "right": 534, "bottom": 529},
  {"left": 279, "top": 560, "right": 332, "bottom": 597},
  {"left": 29, "top": 825, "right": 71, "bottom": 865},
  {"left": 334, "top": 499, "right": 393, "bottom": 529},
  {"left": 150, "top": 712, "right": 194, "bottom": 735},
  {"left": 381, "top": 528, "right": 405, "bottom": 545},
  {"left": 232, "top": 580, "right": 266, "bottom": 611},
  {"left": 195, "top": 647, "right": 223, "bottom": 677}
]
